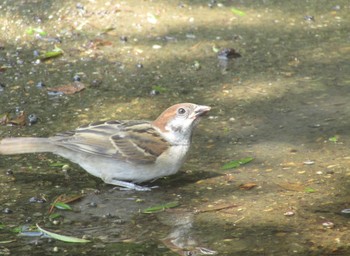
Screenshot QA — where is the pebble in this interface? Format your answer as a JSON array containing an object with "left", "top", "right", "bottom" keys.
[
  {"left": 62, "top": 164, "right": 70, "bottom": 172},
  {"left": 29, "top": 197, "right": 46, "bottom": 203},
  {"left": 322, "top": 221, "right": 334, "bottom": 229},
  {"left": 152, "top": 44, "right": 162, "bottom": 49},
  {"left": 28, "top": 114, "right": 38, "bottom": 125},
  {"left": 340, "top": 209, "right": 350, "bottom": 214},
  {"left": 284, "top": 211, "right": 295, "bottom": 216},
  {"left": 120, "top": 36, "right": 128, "bottom": 43},
  {"left": 88, "top": 202, "right": 97, "bottom": 208},
  {"left": 217, "top": 48, "right": 241, "bottom": 60},
  {"left": 3, "top": 208, "right": 13, "bottom": 214},
  {"left": 6, "top": 169, "right": 13, "bottom": 175},
  {"left": 73, "top": 74, "right": 81, "bottom": 81},
  {"left": 36, "top": 81, "right": 45, "bottom": 89},
  {"left": 304, "top": 15, "right": 315, "bottom": 21},
  {"left": 33, "top": 50, "right": 40, "bottom": 57},
  {"left": 303, "top": 160, "right": 315, "bottom": 165},
  {"left": 90, "top": 79, "right": 102, "bottom": 87},
  {"left": 149, "top": 89, "right": 159, "bottom": 96},
  {"left": 76, "top": 3, "right": 84, "bottom": 10},
  {"left": 0, "top": 83, "right": 5, "bottom": 92}
]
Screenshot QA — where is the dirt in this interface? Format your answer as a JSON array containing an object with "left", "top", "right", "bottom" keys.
[{"left": 0, "top": 0, "right": 350, "bottom": 255}]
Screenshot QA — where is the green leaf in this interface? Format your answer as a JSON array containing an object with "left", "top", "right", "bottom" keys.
[
  {"left": 152, "top": 85, "right": 167, "bottom": 93},
  {"left": 36, "top": 224, "right": 91, "bottom": 243},
  {"left": 50, "top": 161, "right": 66, "bottom": 167},
  {"left": 305, "top": 187, "right": 316, "bottom": 193},
  {"left": 52, "top": 202, "right": 72, "bottom": 210},
  {"left": 212, "top": 45, "right": 220, "bottom": 53},
  {"left": 26, "top": 27, "right": 47, "bottom": 36},
  {"left": 142, "top": 201, "right": 179, "bottom": 214},
  {"left": 0, "top": 240, "right": 16, "bottom": 244},
  {"left": 11, "top": 226, "right": 22, "bottom": 234},
  {"left": 328, "top": 135, "right": 339, "bottom": 143},
  {"left": 222, "top": 157, "right": 254, "bottom": 170},
  {"left": 39, "top": 46, "right": 63, "bottom": 60},
  {"left": 231, "top": 8, "right": 246, "bottom": 16},
  {"left": 49, "top": 213, "right": 62, "bottom": 219},
  {"left": 193, "top": 60, "right": 201, "bottom": 70}
]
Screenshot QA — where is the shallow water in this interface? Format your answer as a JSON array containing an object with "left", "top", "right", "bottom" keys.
[{"left": 0, "top": 0, "right": 350, "bottom": 255}]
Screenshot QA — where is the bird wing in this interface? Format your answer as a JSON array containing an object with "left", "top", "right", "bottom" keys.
[{"left": 51, "top": 120, "right": 170, "bottom": 165}]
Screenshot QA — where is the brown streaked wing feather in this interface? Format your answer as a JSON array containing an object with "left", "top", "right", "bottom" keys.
[
  {"left": 52, "top": 120, "right": 127, "bottom": 159},
  {"left": 111, "top": 126, "right": 170, "bottom": 165}
]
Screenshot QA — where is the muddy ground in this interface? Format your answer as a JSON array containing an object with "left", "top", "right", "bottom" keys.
[{"left": 0, "top": 0, "right": 350, "bottom": 255}]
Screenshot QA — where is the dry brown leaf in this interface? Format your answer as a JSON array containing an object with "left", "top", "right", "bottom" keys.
[
  {"left": 239, "top": 182, "right": 257, "bottom": 190},
  {"left": 0, "top": 113, "right": 10, "bottom": 125},
  {"left": 197, "top": 203, "right": 237, "bottom": 213},
  {"left": 276, "top": 182, "right": 305, "bottom": 192},
  {"left": 9, "top": 111, "right": 26, "bottom": 126},
  {"left": 48, "top": 81, "right": 85, "bottom": 95}
]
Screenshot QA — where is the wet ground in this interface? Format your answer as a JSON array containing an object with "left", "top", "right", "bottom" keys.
[{"left": 0, "top": 0, "right": 350, "bottom": 255}]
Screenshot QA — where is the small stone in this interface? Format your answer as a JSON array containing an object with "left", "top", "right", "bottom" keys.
[
  {"left": 152, "top": 44, "right": 162, "bottom": 49},
  {"left": 3, "top": 208, "right": 13, "bottom": 214},
  {"left": 303, "top": 160, "right": 315, "bottom": 165},
  {"left": 33, "top": 212, "right": 43, "bottom": 217},
  {"left": 102, "top": 213, "right": 114, "bottom": 218},
  {"left": 76, "top": 3, "right": 84, "bottom": 10},
  {"left": 62, "top": 165, "right": 70, "bottom": 172},
  {"left": 113, "top": 218, "right": 125, "bottom": 224},
  {"left": 217, "top": 48, "right": 241, "bottom": 60},
  {"left": 88, "top": 202, "right": 97, "bottom": 208},
  {"left": 6, "top": 169, "right": 13, "bottom": 175},
  {"left": 326, "top": 170, "right": 334, "bottom": 175},
  {"left": 36, "top": 81, "right": 45, "bottom": 89},
  {"left": 150, "top": 89, "right": 159, "bottom": 96},
  {"left": 0, "top": 83, "right": 5, "bottom": 92},
  {"left": 341, "top": 209, "right": 350, "bottom": 214},
  {"left": 73, "top": 75, "right": 81, "bottom": 82},
  {"left": 120, "top": 36, "right": 128, "bottom": 43},
  {"left": 90, "top": 79, "right": 102, "bottom": 87},
  {"left": 322, "top": 221, "right": 334, "bottom": 229},
  {"left": 33, "top": 50, "right": 40, "bottom": 57},
  {"left": 28, "top": 114, "right": 38, "bottom": 125},
  {"left": 52, "top": 220, "right": 60, "bottom": 225},
  {"left": 284, "top": 211, "right": 295, "bottom": 216},
  {"left": 29, "top": 197, "right": 46, "bottom": 203},
  {"left": 304, "top": 15, "right": 315, "bottom": 21}
]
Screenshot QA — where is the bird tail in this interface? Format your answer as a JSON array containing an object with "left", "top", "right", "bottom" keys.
[{"left": 0, "top": 137, "right": 55, "bottom": 155}]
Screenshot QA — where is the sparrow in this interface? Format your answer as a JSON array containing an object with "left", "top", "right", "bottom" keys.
[{"left": 0, "top": 103, "right": 211, "bottom": 191}]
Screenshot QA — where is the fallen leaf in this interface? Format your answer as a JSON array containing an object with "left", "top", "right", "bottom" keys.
[
  {"left": 39, "top": 45, "right": 63, "bottom": 60},
  {"left": 276, "top": 182, "right": 305, "bottom": 192},
  {"left": 239, "top": 182, "right": 257, "bottom": 190},
  {"left": 47, "top": 82, "right": 85, "bottom": 95},
  {"left": 9, "top": 111, "right": 26, "bottom": 126},
  {"left": 36, "top": 224, "right": 90, "bottom": 243},
  {"left": 142, "top": 201, "right": 179, "bottom": 214},
  {"left": 231, "top": 7, "right": 246, "bottom": 16},
  {"left": 0, "top": 113, "right": 10, "bottom": 125},
  {"left": 197, "top": 203, "right": 237, "bottom": 213},
  {"left": 222, "top": 157, "right": 254, "bottom": 170},
  {"left": 87, "top": 39, "right": 113, "bottom": 49}
]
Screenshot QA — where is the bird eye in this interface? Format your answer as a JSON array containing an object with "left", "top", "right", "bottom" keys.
[{"left": 177, "top": 107, "right": 186, "bottom": 115}]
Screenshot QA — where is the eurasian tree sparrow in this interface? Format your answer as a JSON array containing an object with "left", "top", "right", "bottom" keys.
[{"left": 0, "top": 103, "right": 211, "bottom": 191}]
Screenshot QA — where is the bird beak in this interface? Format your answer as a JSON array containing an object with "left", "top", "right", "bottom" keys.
[{"left": 191, "top": 105, "right": 211, "bottom": 119}]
